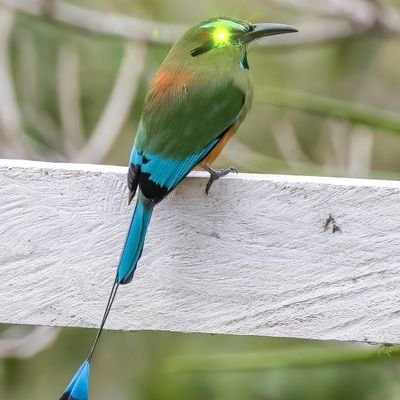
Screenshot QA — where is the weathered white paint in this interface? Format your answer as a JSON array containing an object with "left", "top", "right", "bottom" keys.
[{"left": 1, "top": 159, "right": 400, "bottom": 344}]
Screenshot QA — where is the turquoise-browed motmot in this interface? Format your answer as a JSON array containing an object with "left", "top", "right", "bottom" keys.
[{"left": 59, "top": 17, "right": 297, "bottom": 400}]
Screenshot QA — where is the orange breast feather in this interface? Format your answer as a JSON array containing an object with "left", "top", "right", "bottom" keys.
[{"left": 197, "top": 125, "right": 236, "bottom": 169}]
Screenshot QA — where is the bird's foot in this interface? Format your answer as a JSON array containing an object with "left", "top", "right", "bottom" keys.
[{"left": 203, "top": 165, "right": 238, "bottom": 194}]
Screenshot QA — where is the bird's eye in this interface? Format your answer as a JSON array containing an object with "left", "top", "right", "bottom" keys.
[
  {"left": 213, "top": 27, "right": 230, "bottom": 46},
  {"left": 191, "top": 25, "right": 234, "bottom": 57}
]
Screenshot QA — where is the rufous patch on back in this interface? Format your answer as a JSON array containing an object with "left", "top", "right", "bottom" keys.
[{"left": 149, "top": 69, "right": 192, "bottom": 101}]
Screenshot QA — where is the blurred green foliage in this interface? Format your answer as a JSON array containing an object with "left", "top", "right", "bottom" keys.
[
  {"left": 1, "top": 0, "right": 400, "bottom": 399},
  {"left": 1, "top": 328, "right": 400, "bottom": 400}
]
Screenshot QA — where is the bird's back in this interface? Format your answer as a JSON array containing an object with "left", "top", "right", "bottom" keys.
[{"left": 136, "top": 43, "right": 252, "bottom": 159}]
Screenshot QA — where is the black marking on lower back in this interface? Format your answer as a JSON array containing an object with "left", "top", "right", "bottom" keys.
[{"left": 139, "top": 173, "right": 168, "bottom": 204}]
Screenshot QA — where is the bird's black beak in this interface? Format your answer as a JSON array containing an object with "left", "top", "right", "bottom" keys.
[{"left": 243, "top": 23, "right": 298, "bottom": 43}]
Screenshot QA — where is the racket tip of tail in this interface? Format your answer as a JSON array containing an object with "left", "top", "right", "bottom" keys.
[{"left": 59, "top": 359, "right": 90, "bottom": 400}]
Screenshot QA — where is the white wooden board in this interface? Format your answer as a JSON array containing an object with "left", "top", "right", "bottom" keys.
[{"left": 1, "top": 159, "right": 400, "bottom": 344}]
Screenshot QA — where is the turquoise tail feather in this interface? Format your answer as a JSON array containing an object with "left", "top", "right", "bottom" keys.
[
  {"left": 117, "top": 194, "right": 154, "bottom": 284},
  {"left": 59, "top": 193, "right": 153, "bottom": 399}
]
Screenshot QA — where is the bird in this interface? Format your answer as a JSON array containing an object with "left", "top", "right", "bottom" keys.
[{"left": 59, "top": 16, "right": 297, "bottom": 400}]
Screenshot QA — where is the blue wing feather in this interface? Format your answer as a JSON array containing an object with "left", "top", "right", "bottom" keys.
[
  {"left": 128, "top": 136, "right": 218, "bottom": 202},
  {"left": 142, "top": 138, "right": 218, "bottom": 190}
]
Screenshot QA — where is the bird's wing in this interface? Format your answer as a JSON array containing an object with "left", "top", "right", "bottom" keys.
[{"left": 128, "top": 79, "right": 246, "bottom": 203}]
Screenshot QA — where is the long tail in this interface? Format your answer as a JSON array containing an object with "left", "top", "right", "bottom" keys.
[{"left": 59, "top": 193, "right": 154, "bottom": 400}]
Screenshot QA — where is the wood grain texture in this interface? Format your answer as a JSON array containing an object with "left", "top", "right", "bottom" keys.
[{"left": 1, "top": 159, "right": 400, "bottom": 344}]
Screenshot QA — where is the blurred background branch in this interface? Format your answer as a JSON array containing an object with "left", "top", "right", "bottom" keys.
[
  {"left": 0, "top": 326, "right": 60, "bottom": 358},
  {"left": 57, "top": 45, "right": 85, "bottom": 156},
  {"left": 1, "top": 0, "right": 186, "bottom": 44},
  {"left": 0, "top": 7, "right": 31, "bottom": 158},
  {"left": 15, "top": 28, "right": 67, "bottom": 159},
  {"left": 2, "top": 0, "right": 400, "bottom": 47},
  {"left": 167, "top": 343, "right": 400, "bottom": 373},
  {"left": 257, "top": 88, "right": 400, "bottom": 134},
  {"left": 73, "top": 41, "right": 147, "bottom": 163}
]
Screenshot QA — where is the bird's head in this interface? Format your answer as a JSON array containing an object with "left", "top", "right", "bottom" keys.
[{"left": 167, "top": 17, "right": 297, "bottom": 70}]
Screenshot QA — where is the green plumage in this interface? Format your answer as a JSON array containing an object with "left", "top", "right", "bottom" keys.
[{"left": 137, "top": 80, "right": 248, "bottom": 157}]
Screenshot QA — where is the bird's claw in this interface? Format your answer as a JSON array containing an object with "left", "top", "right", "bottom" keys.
[{"left": 204, "top": 165, "right": 238, "bottom": 195}]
